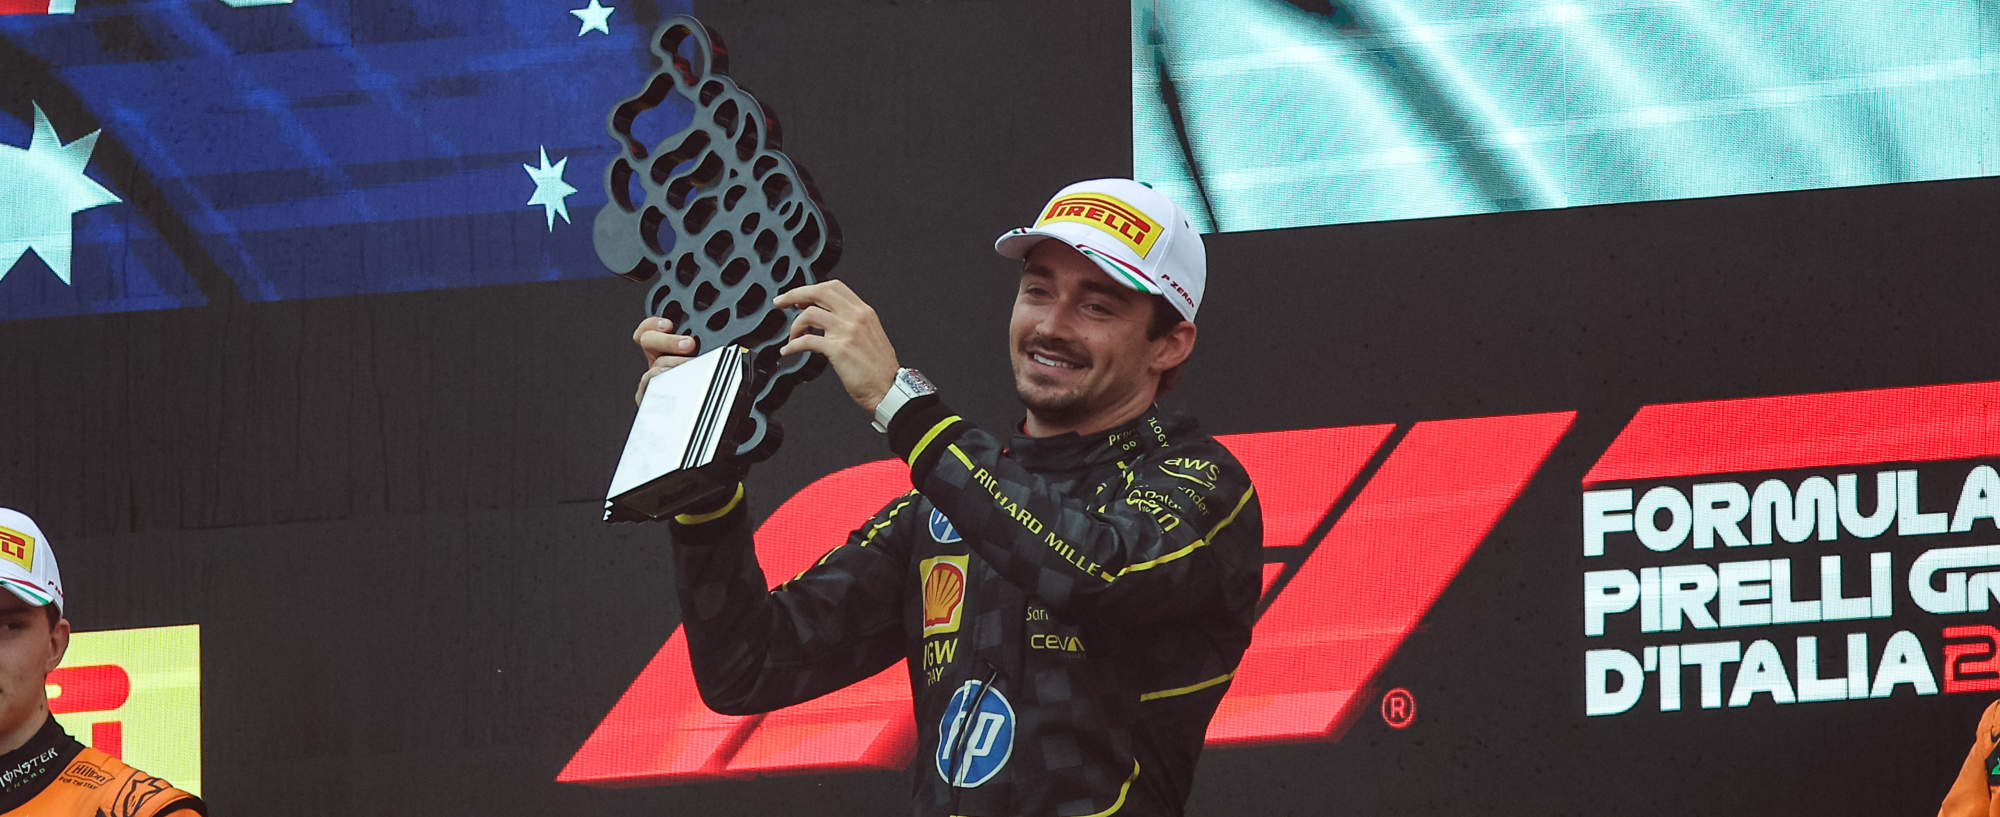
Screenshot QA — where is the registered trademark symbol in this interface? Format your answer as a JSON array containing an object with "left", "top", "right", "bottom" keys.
[{"left": 1380, "top": 687, "right": 1416, "bottom": 729}]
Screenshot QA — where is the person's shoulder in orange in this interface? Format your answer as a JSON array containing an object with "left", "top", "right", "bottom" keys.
[
  {"left": 1937, "top": 699, "right": 2000, "bottom": 817},
  {"left": 14, "top": 745, "right": 205, "bottom": 817},
  {"left": 0, "top": 510, "right": 202, "bottom": 817}
]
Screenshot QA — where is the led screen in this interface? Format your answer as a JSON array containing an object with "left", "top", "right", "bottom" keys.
[
  {"left": 51, "top": 624, "right": 201, "bottom": 796},
  {"left": 4, "top": 3, "right": 1997, "bottom": 814},
  {"left": 1133, "top": 0, "right": 2000, "bottom": 232},
  {"left": 1580, "top": 385, "right": 2000, "bottom": 719},
  {"left": 562, "top": 384, "right": 2000, "bottom": 786},
  {"left": 0, "top": 0, "right": 689, "bottom": 321},
  {"left": 562, "top": 419, "right": 1577, "bottom": 782}
]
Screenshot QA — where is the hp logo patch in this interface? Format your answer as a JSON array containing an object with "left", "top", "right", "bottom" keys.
[
  {"left": 928, "top": 508, "right": 962, "bottom": 544},
  {"left": 935, "top": 680, "right": 1014, "bottom": 787}
]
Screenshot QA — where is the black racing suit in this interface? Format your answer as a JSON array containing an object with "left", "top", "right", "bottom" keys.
[{"left": 667, "top": 396, "right": 1262, "bottom": 817}]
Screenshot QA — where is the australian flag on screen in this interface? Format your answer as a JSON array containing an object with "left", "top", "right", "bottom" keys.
[{"left": 0, "top": 0, "right": 690, "bottom": 321}]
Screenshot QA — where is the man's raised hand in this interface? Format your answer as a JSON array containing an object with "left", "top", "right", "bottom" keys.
[
  {"left": 631, "top": 316, "right": 700, "bottom": 405},
  {"left": 774, "top": 280, "right": 900, "bottom": 414}
]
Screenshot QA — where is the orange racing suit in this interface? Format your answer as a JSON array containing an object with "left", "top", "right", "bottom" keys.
[
  {"left": 1939, "top": 699, "right": 2000, "bottom": 817},
  {"left": 0, "top": 717, "right": 202, "bottom": 817}
]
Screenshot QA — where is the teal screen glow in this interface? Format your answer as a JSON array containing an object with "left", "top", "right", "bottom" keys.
[{"left": 1134, "top": 1, "right": 2000, "bottom": 232}]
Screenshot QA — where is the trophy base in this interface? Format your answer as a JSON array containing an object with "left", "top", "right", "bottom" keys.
[
  {"left": 603, "top": 344, "right": 753, "bottom": 523},
  {"left": 604, "top": 465, "right": 739, "bottom": 523}
]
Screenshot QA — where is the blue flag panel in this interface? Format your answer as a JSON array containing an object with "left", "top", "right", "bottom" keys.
[{"left": 0, "top": 0, "right": 690, "bottom": 320}]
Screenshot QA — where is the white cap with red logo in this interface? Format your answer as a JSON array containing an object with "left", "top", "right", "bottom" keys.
[
  {"left": 0, "top": 509, "right": 64, "bottom": 615},
  {"left": 992, "top": 178, "right": 1207, "bottom": 323}
]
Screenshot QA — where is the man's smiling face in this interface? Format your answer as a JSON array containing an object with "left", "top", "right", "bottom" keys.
[
  {"left": 0, "top": 592, "right": 64, "bottom": 743},
  {"left": 1009, "top": 241, "right": 1182, "bottom": 436}
]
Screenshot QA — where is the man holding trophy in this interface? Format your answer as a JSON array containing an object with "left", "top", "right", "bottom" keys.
[{"left": 629, "top": 178, "right": 1264, "bottom": 816}]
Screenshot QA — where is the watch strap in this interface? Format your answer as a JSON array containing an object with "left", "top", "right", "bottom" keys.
[{"left": 872, "top": 368, "right": 937, "bottom": 432}]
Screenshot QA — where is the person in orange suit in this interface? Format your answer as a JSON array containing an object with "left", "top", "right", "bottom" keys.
[
  {"left": 0, "top": 508, "right": 202, "bottom": 817},
  {"left": 1939, "top": 699, "right": 2000, "bottom": 817}
]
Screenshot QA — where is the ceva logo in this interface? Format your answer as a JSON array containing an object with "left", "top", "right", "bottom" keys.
[{"left": 558, "top": 410, "right": 1577, "bottom": 785}]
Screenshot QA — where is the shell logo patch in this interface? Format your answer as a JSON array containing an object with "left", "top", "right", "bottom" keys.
[
  {"left": 920, "top": 556, "right": 968, "bottom": 636},
  {"left": 0, "top": 526, "right": 34, "bottom": 572}
]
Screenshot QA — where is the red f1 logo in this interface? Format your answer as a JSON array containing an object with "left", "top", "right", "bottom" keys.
[
  {"left": 559, "top": 411, "right": 1576, "bottom": 785},
  {"left": 48, "top": 664, "right": 130, "bottom": 757}
]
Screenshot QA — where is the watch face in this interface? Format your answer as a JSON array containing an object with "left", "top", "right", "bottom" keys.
[{"left": 901, "top": 369, "right": 936, "bottom": 394}]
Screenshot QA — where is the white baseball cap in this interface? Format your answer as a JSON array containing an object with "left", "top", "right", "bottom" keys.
[
  {"left": 992, "top": 178, "right": 1207, "bottom": 323},
  {"left": 0, "top": 509, "right": 64, "bottom": 615}
]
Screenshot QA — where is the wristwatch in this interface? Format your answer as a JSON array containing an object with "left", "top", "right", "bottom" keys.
[{"left": 872, "top": 367, "right": 937, "bottom": 432}]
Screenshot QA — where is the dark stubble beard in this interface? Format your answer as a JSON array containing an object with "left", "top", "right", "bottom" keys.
[
  {"left": 1014, "top": 337, "right": 1094, "bottom": 428},
  {"left": 1016, "top": 371, "right": 1090, "bottom": 427}
]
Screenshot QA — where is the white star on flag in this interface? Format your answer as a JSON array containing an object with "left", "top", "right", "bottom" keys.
[
  {"left": 569, "top": 0, "right": 614, "bottom": 36},
  {"left": 0, "top": 103, "right": 122, "bottom": 286},
  {"left": 523, "top": 146, "right": 577, "bottom": 231}
]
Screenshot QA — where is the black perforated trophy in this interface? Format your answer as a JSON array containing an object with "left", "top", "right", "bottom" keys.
[{"left": 597, "top": 16, "right": 841, "bottom": 522}]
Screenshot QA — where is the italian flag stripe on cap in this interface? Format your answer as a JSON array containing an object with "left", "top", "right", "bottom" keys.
[
  {"left": 0, "top": 577, "right": 50, "bottom": 606},
  {"left": 1078, "top": 247, "right": 1159, "bottom": 293}
]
